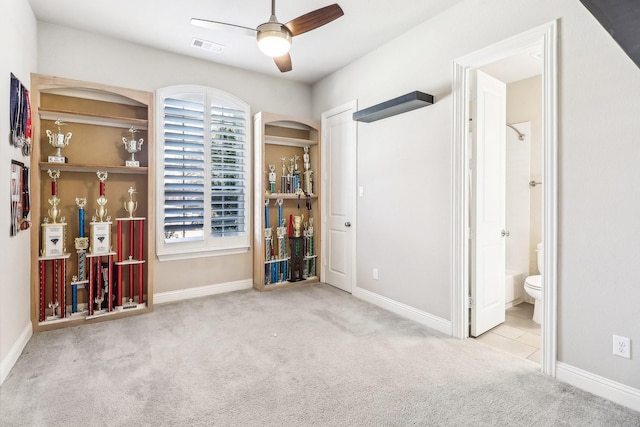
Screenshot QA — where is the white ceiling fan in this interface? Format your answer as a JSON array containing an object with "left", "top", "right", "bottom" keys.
[{"left": 191, "top": 0, "right": 344, "bottom": 72}]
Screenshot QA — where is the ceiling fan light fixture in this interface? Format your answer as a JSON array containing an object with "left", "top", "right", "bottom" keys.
[{"left": 256, "top": 22, "right": 291, "bottom": 57}]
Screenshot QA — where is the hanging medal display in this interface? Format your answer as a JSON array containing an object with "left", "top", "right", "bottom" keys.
[{"left": 9, "top": 73, "right": 32, "bottom": 156}]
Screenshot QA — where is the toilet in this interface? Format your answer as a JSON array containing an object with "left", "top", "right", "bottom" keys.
[{"left": 524, "top": 243, "right": 543, "bottom": 324}]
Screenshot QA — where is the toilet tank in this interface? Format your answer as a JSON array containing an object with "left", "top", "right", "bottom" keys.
[{"left": 536, "top": 243, "right": 543, "bottom": 275}]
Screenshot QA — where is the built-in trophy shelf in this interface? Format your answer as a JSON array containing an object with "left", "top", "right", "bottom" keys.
[
  {"left": 253, "top": 112, "right": 321, "bottom": 291},
  {"left": 38, "top": 163, "right": 148, "bottom": 175},
  {"left": 30, "top": 73, "right": 154, "bottom": 332},
  {"left": 39, "top": 108, "right": 148, "bottom": 130}
]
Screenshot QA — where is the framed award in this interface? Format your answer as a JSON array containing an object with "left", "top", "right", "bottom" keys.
[
  {"left": 42, "top": 223, "right": 65, "bottom": 257},
  {"left": 90, "top": 222, "right": 111, "bottom": 254}
]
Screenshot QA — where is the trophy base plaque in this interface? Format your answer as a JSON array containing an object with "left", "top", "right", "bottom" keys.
[
  {"left": 48, "top": 155, "right": 67, "bottom": 163},
  {"left": 125, "top": 160, "right": 140, "bottom": 167}
]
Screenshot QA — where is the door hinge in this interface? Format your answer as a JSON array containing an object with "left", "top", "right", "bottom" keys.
[
  {"left": 467, "top": 296, "right": 473, "bottom": 309},
  {"left": 467, "top": 227, "right": 473, "bottom": 240}
]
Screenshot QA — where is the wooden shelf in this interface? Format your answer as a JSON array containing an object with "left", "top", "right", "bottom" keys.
[
  {"left": 39, "top": 162, "right": 148, "bottom": 174},
  {"left": 265, "top": 135, "right": 317, "bottom": 147},
  {"left": 353, "top": 91, "right": 434, "bottom": 123},
  {"left": 264, "top": 193, "right": 318, "bottom": 200},
  {"left": 30, "top": 73, "right": 154, "bottom": 332},
  {"left": 39, "top": 107, "right": 148, "bottom": 130},
  {"left": 254, "top": 112, "right": 321, "bottom": 291}
]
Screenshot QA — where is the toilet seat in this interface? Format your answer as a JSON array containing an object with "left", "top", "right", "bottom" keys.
[{"left": 525, "top": 275, "right": 541, "bottom": 290}]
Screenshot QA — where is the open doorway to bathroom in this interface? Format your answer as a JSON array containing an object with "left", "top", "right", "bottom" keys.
[
  {"left": 472, "top": 54, "right": 543, "bottom": 364},
  {"left": 451, "top": 22, "right": 558, "bottom": 376}
]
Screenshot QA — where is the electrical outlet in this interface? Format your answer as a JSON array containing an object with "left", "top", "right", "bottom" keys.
[
  {"left": 372, "top": 268, "right": 379, "bottom": 280},
  {"left": 613, "top": 335, "right": 631, "bottom": 359}
]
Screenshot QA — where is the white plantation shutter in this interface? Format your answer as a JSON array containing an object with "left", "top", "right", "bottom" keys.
[
  {"left": 210, "top": 105, "right": 246, "bottom": 237},
  {"left": 156, "top": 86, "right": 250, "bottom": 259},
  {"left": 163, "top": 96, "right": 206, "bottom": 240}
]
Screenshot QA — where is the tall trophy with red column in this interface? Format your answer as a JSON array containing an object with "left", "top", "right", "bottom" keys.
[
  {"left": 88, "top": 171, "right": 114, "bottom": 315},
  {"left": 39, "top": 169, "right": 70, "bottom": 321},
  {"left": 116, "top": 186, "right": 146, "bottom": 310}
]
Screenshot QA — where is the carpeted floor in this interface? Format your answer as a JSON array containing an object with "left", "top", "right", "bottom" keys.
[{"left": 1, "top": 283, "right": 639, "bottom": 426}]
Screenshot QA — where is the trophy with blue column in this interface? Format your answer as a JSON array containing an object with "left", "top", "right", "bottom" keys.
[{"left": 71, "top": 197, "right": 89, "bottom": 313}]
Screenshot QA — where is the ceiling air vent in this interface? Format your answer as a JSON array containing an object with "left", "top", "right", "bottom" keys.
[{"left": 190, "top": 38, "right": 224, "bottom": 53}]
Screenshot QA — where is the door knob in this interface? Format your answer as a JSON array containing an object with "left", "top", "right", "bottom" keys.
[
  {"left": 501, "top": 229, "right": 510, "bottom": 237},
  {"left": 345, "top": 221, "right": 351, "bottom": 227}
]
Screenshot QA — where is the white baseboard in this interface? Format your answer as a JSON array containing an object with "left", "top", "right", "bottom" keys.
[
  {"left": 0, "top": 322, "right": 32, "bottom": 385},
  {"left": 556, "top": 361, "right": 640, "bottom": 412},
  {"left": 353, "top": 286, "right": 452, "bottom": 335},
  {"left": 154, "top": 279, "right": 253, "bottom": 305}
]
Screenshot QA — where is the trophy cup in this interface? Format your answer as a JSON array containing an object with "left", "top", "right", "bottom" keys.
[
  {"left": 303, "top": 146, "right": 313, "bottom": 195},
  {"left": 268, "top": 165, "right": 276, "bottom": 194},
  {"left": 71, "top": 197, "right": 89, "bottom": 313},
  {"left": 293, "top": 214, "right": 303, "bottom": 238},
  {"left": 280, "top": 157, "right": 288, "bottom": 194},
  {"left": 124, "top": 187, "right": 138, "bottom": 218},
  {"left": 90, "top": 171, "right": 111, "bottom": 255},
  {"left": 122, "top": 126, "right": 143, "bottom": 167},
  {"left": 46, "top": 119, "right": 72, "bottom": 163},
  {"left": 289, "top": 214, "right": 305, "bottom": 282},
  {"left": 41, "top": 170, "right": 67, "bottom": 258}
]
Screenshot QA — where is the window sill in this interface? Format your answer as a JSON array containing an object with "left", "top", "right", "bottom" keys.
[{"left": 156, "top": 246, "right": 250, "bottom": 262}]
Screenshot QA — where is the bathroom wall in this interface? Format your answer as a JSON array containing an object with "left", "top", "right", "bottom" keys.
[
  {"left": 506, "top": 76, "right": 542, "bottom": 276},
  {"left": 505, "top": 120, "right": 531, "bottom": 304}
]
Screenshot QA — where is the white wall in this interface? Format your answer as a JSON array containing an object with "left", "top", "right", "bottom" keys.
[
  {"left": 36, "top": 22, "right": 313, "bottom": 295},
  {"left": 0, "top": 0, "right": 37, "bottom": 384},
  {"left": 312, "top": 0, "right": 640, "bottom": 390}
]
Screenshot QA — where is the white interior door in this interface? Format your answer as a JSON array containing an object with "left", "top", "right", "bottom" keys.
[
  {"left": 470, "top": 70, "right": 507, "bottom": 337},
  {"left": 321, "top": 102, "right": 357, "bottom": 293}
]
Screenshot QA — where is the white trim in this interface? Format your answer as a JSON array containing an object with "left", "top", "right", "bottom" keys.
[
  {"left": 451, "top": 21, "right": 558, "bottom": 377},
  {"left": 0, "top": 322, "right": 32, "bottom": 385},
  {"left": 353, "top": 286, "right": 452, "bottom": 335},
  {"left": 154, "top": 279, "right": 253, "bottom": 304},
  {"left": 556, "top": 362, "right": 640, "bottom": 412},
  {"left": 321, "top": 100, "right": 358, "bottom": 293}
]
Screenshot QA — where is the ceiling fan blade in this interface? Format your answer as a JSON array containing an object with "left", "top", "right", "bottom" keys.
[
  {"left": 190, "top": 18, "right": 257, "bottom": 37},
  {"left": 284, "top": 4, "right": 344, "bottom": 37},
  {"left": 274, "top": 53, "right": 292, "bottom": 72}
]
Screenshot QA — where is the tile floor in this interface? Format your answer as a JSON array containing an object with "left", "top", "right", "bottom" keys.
[{"left": 474, "top": 302, "right": 542, "bottom": 364}]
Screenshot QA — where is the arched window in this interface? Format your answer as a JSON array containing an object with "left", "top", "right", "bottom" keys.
[{"left": 155, "top": 85, "right": 251, "bottom": 260}]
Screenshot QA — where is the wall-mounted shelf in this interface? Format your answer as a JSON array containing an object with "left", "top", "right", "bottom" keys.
[{"left": 353, "top": 91, "right": 434, "bottom": 123}]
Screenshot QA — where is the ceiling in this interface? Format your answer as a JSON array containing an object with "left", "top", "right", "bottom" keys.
[{"left": 28, "top": 0, "right": 464, "bottom": 84}]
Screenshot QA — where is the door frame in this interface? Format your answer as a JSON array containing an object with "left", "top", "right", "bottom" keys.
[
  {"left": 451, "top": 21, "right": 558, "bottom": 376},
  {"left": 321, "top": 100, "right": 358, "bottom": 293}
]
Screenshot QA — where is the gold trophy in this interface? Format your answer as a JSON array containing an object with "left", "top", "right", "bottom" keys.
[{"left": 124, "top": 187, "right": 138, "bottom": 218}]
